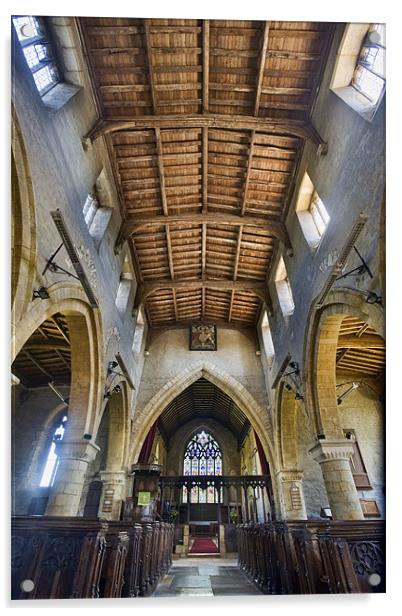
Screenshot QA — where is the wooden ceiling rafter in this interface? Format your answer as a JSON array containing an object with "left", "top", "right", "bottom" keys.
[
  {"left": 241, "top": 131, "right": 255, "bottom": 216},
  {"left": 80, "top": 17, "right": 333, "bottom": 327},
  {"left": 84, "top": 113, "right": 327, "bottom": 151},
  {"left": 254, "top": 21, "right": 270, "bottom": 116}
]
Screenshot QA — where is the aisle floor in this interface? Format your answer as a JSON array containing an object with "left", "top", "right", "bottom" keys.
[{"left": 152, "top": 558, "right": 262, "bottom": 597}]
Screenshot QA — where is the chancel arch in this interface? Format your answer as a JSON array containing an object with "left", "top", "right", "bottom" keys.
[{"left": 130, "top": 360, "right": 276, "bottom": 476}]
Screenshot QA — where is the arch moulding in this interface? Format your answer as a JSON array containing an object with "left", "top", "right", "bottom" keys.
[
  {"left": 303, "top": 287, "right": 384, "bottom": 438},
  {"left": 130, "top": 360, "right": 276, "bottom": 473}
]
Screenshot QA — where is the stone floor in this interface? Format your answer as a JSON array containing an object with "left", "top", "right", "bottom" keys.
[{"left": 152, "top": 558, "right": 262, "bottom": 597}]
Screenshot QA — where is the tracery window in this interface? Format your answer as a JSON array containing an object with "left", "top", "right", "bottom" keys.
[
  {"left": 39, "top": 415, "right": 68, "bottom": 487},
  {"left": 352, "top": 24, "right": 385, "bottom": 106},
  {"left": 12, "top": 16, "right": 61, "bottom": 96},
  {"left": 182, "top": 430, "right": 222, "bottom": 504}
]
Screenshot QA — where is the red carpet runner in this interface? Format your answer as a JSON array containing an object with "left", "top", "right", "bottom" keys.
[{"left": 189, "top": 537, "right": 219, "bottom": 554}]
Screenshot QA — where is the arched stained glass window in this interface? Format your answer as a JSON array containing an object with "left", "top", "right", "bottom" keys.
[
  {"left": 40, "top": 415, "right": 67, "bottom": 487},
  {"left": 182, "top": 430, "right": 222, "bottom": 504}
]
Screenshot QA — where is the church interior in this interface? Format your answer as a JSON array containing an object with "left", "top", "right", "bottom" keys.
[{"left": 11, "top": 14, "right": 385, "bottom": 599}]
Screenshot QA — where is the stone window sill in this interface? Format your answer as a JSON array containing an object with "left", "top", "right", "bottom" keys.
[{"left": 42, "top": 82, "right": 82, "bottom": 113}]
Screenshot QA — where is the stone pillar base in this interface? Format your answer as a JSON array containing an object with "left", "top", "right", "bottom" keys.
[
  {"left": 99, "top": 470, "right": 127, "bottom": 520},
  {"left": 276, "top": 469, "right": 307, "bottom": 520},
  {"left": 46, "top": 440, "right": 100, "bottom": 517},
  {"left": 310, "top": 440, "right": 363, "bottom": 520}
]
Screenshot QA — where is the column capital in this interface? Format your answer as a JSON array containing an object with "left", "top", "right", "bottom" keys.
[
  {"left": 309, "top": 439, "right": 355, "bottom": 464},
  {"left": 275, "top": 469, "right": 304, "bottom": 482},
  {"left": 55, "top": 439, "right": 100, "bottom": 463},
  {"left": 99, "top": 470, "right": 127, "bottom": 484}
]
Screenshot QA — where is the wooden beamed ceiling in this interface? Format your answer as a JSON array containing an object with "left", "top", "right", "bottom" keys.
[
  {"left": 79, "top": 17, "right": 333, "bottom": 326},
  {"left": 12, "top": 314, "right": 71, "bottom": 387},
  {"left": 158, "top": 377, "right": 250, "bottom": 444},
  {"left": 336, "top": 317, "right": 385, "bottom": 380}
]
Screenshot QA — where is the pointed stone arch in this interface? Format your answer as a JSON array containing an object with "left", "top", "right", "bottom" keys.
[
  {"left": 130, "top": 360, "right": 276, "bottom": 474},
  {"left": 11, "top": 105, "right": 37, "bottom": 324},
  {"left": 13, "top": 281, "right": 104, "bottom": 438},
  {"left": 304, "top": 287, "right": 384, "bottom": 438}
]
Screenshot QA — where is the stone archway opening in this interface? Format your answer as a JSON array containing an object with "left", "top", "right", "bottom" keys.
[
  {"left": 307, "top": 293, "right": 385, "bottom": 521},
  {"left": 12, "top": 295, "right": 103, "bottom": 518},
  {"left": 130, "top": 368, "right": 276, "bottom": 557}
]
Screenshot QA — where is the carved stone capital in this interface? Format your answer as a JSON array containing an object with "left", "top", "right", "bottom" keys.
[
  {"left": 99, "top": 470, "right": 127, "bottom": 485},
  {"left": 309, "top": 439, "right": 355, "bottom": 464},
  {"left": 276, "top": 469, "right": 304, "bottom": 483},
  {"left": 55, "top": 439, "right": 100, "bottom": 463}
]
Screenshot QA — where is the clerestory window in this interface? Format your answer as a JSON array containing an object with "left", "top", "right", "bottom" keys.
[
  {"left": 12, "top": 16, "right": 60, "bottom": 96},
  {"left": 296, "top": 172, "right": 330, "bottom": 251},
  {"left": 352, "top": 24, "right": 385, "bottom": 106},
  {"left": 275, "top": 255, "right": 295, "bottom": 318}
]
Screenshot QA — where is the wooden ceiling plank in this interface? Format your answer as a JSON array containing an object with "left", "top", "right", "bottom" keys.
[
  {"left": 51, "top": 316, "right": 70, "bottom": 343},
  {"left": 22, "top": 350, "right": 54, "bottom": 379},
  {"left": 124, "top": 212, "right": 285, "bottom": 238},
  {"left": 233, "top": 225, "right": 243, "bottom": 281},
  {"left": 165, "top": 225, "right": 175, "bottom": 280},
  {"left": 337, "top": 334, "right": 385, "bottom": 349},
  {"left": 203, "top": 20, "right": 210, "bottom": 113},
  {"left": 241, "top": 131, "right": 255, "bottom": 216},
  {"left": 155, "top": 128, "right": 168, "bottom": 216},
  {"left": 144, "top": 18, "right": 158, "bottom": 113},
  {"left": 135, "top": 278, "right": 268, "bottom": 308},
  {"left": 202, "top": 127, "right": 208, "bottom": 214},
  {"left": 84, "top": 114, "right": 321, "bottom": 146},
  {"left": 228, "top": 289, "right": 235, "bottom": 323},
  {"left": 201, "top": 223, "right": 207, "bottom": 279},
  {"left": 254, "top": 21, "right": 270, "bottom": 116}
]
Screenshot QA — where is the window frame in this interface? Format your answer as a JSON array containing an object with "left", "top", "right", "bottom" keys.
[
  {"left": 351, "top": 25, "right": 385, "bottom": 106},
  {"left": 274, "top": 255, "right": 295, "bottom": 318},
  {"left": 330, "top": 23, "right": 385, "bottom": 122},
  {"left": 12, "top": 15, "right": 61, "bottom": 97}
]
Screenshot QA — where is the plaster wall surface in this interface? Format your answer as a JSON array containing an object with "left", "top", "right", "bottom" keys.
[
  {"left": 134, "top": 328, "right": 272, "bottom": 439},
  {"left": 337, "top": 386, "right": 384, "bottom": 518}
]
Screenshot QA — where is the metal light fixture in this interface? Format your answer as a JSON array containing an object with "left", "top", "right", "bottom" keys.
[
  {"left": 32, "top": 286, "right": 50, "bottom": 300},
  {"left": 365, "top": 291, "right": 382, "bottom": 305},
  {"left": 281, "top": 361, "right": 300, "bottom": 378}
]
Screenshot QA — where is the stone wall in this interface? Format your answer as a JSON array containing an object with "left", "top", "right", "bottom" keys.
[
  {"left": 12, "top": 384, "right": 69, "bottom": 514},
  {"left": 337, "top": 384, "right": 385, "bottom": 518}
]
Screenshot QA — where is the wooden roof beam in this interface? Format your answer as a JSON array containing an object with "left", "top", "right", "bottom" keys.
[
  {"left": 165, "top": 225, "right": 175, "bottom": 279},
  {"left": 202, "top": 127, "right": 208, "bottom": 214},
  {"left": 24, "top": 339, "right": 70, "bottom": 351},
  {"left": 134, "top": 279, "right": 270, "bottom": 308},
  {"left": 155, "top": 128, "right": 168, "bottom": 216},
  {"left": 337, "top": 334, "right": 385, "bottom": 349},
  {"left": 201, "top": 223, "right": 207, "bottom": 279},
  {"left": 83, "top": 114, "right": 327, "bottom": 153},
  {"left": 254, "top": 22, "right": 270, "bottom": 116},
  {"left": 203, "top": 20, "right": 210, "bottom": 112},
  {"left": 122, "top": 212, "right": 285, "bottom": 238},
  {"left": 241, "top": 132, "right": 255, "bottom": 216},
  {"left": 144, "top": 19, "right": 158, "bottom": 113}
]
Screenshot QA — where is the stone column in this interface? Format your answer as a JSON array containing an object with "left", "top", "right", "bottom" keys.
[
  {"left": 310, "top": 440, "right": 363, "bottom": 520},
  {"left": 276, "top": 470, "right": 307, "bottom": 520},
  {"left": 98, "top": 470, "right": 127, "bottom": 520},
  {"left": 46, "top": 439, "right": 100, "bottom": 516}
]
